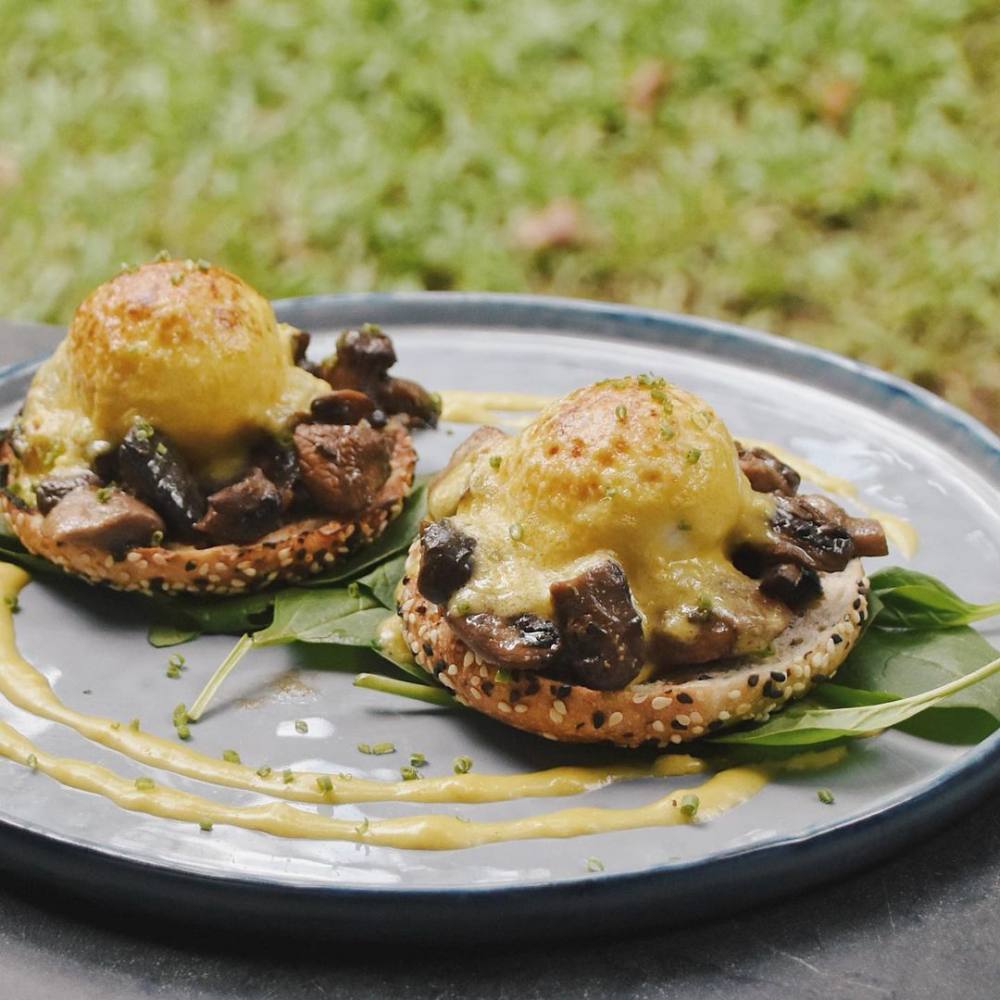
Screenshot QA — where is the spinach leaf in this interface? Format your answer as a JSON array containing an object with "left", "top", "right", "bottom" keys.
[
  {"left": 147, "top": 621, "right": 202, "bottom": 648},
  {"left": 870, "top": 567, "right": 1000, "bottom": 630},
  {"left": 832, "top": 624, "right": 1000, "bottom": 743},
  {"left": 356, "top": 552, "right": 407, "bottom": 610},
  {"left": 710, "top": 650, "right": 1000, "bottom": 746},
  {"left": 300, "top": 481, "right": 426, "bottom": 587},
  {"left": 253, "top": 587, "right": 386, "bottom": 647}
]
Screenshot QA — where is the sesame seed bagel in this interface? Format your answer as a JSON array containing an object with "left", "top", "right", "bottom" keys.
[
  {"left": 398, "top": 539, "right": 869, "bottom": 747},
  {"left": 0, "top": 424, "right": 416, "bottom": 597}
]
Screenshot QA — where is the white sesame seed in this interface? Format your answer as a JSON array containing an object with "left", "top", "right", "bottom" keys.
[
  {"left": 669, "top": 734, "right": 682, "bottom": 744},
  {"left": 652, "top": 720, "right": 665, "bottom": 733},
  {"left": 548, "top": 708, "right": 562, "bottom": 724},
  {"left": 675, "top": 714, "right": 690, "bottom": 727},
  {"left": 447, "top": 664, "right": 458, "bottom": 676},
  {"left": 632, "top": 691, "right": 649, "bottom": 704},
  {"left": 553, "top": 699, "right": 567, "bottom": 716},
  {"left": 651, "top": 696, "right": 671, "bottom": 710},
  {"left": 728, "top": 690, "right": 741, "bottom": 701},
  {"left": 514, "top": 704, "right": 528, "bottom": 714},
  {"left": 608, "top": 711, "right": 624, "bottom": 727}
]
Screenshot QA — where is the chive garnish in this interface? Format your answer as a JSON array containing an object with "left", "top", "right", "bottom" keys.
[
  {"left": 95, "top": 486, "right": 113, "bottom": 504},
  {"left": 358, "top": 741, "right": 396, "bottom": 755},
  {"left": 256, "top": 766, "right": 272, "bottom": 779},
  {"left": 614, "top": 404, "right": 627, "bottom": 423},
  {"left": 199, "top": 820, "right": 213, "bottom": 832},
  {"left": 818, "top": 788, "right": 835, "bottom": 805},
  {"left": 508, "top": 522, "right": 524, "bottom": 542},
  {"left": 282, "top": 769, "right": 295, "bottom": 784},
  {"left": 175, "top": 724, "right": 191, "bottom": 741},
  {"left": 409, "top": 752, "right": 427, "bottom": 768},
  {"left": 453, "top": 755, "right": 473, "bottom": 774},
  {"left": 685, "top": 448, "right": 702, "bottom": 465},
  {"left": 316, "top": 775, "right": 334, "bottom": 794},
  {"left": 26, "top": 753, "right": 38, "bottom": 771},
  {"left": 489, "top": 454, "right": 502, "bottom": 470},
  {"left": 294, "top": 719, "right": 309, "bottom": 734},
  {"left": 128, "top": 718, "right": 140, "bottom": 732},
  {"left": 355, "top": 818, "right": 370, "bottom": 836},
  {"left": 221, "top": 749, "right": 241, "bottom": 764},
  {"left": 134, "top": 777, "right": 155, "bottom": 792},
  {"left": 586, "top": 857, "right": 605, "bottom": 873},
  {"left": 680, "top": 793, "right": 700, "bottom": 817},
  {"left": 400, "top": 766, "right": 420, "bottom": 781}
]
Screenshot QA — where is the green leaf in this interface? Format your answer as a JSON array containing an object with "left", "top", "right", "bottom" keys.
[
  {"left": 710, "top": 651, "right": 1000, "bottom": 747},
  {"left": 252, "top": 587, "right": 386, "bottom": 647},
  {"left": 356, "top": 552, "right": 407, "bottom": 609},
  {"left": 300, "top": 481, "right": 426, "bottom": 587},
  {"left": 869, "top": 566, "right": 1000, "bottom": 630},
  {"left": 147, "top": 621, "right": 202, "bottom": 648},
  {"left": 833, "top": 624, "right": 1000, "bottom": 743}
]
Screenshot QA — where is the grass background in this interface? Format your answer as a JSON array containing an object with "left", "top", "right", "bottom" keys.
[{"left": 0, "top": 0, "right": 997, "bottom": 427}]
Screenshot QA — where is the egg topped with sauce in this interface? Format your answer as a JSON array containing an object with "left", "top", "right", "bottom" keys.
[
  {"left": 428, "top": 376, "right": 786, "bottom": 659},
  {"left": 15, "top": 260, "right": 328, "bottom": 483}
]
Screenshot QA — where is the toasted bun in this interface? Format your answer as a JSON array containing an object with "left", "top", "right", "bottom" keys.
[
  {"left": 398, "top": 539, "right": 869, "bottom": 746},
  {"left": 0, "top": 425, "right": 415, "bottom": 596}
]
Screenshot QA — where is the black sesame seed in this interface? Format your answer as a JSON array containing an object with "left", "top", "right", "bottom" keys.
[
  {"left": 697, "top": 673, "right": 711, "bottom": 681},
  {"left": 853, "top": 598, "right": 862, "bottom": 610},
  {"left": 433, "top": 659, "right": 447, "bottom": 674},
  {"left": 762, "top": 681, "right": 782, "bottom": 699},
  {"left": 770, "top": 671, "right": 786, "bottom": 683},
  {"left": 832, "top": 633, "right": 843, "bottom": 644},
  {"left": 708, "top": 719, "right": 725, "bottom": 730},
  {"left": 509, "top": 689, "right": 521, "bottom": 702},
  {"left": 676, "top": 691, "right": 693, "bottom": 704},
  {"left": 747, "top": 674, "right": 759, "bottom": 688},
  {"left": 481, "top": 681, "right": 494, "bottom": 696},
  {"left": 185, "top": 560, "right": 196, "bottom": 571},
  {"left": 556, "top": 684, "right": 572, "bottom": 699},
  {"left": 526, "top": 677, "right": 541, "bottom": 695},
  {"left": 671, "top": 719, "right": 688, "bottom": 730},
  {"left": 422, "top": 643, "right": 433, "bottom": 656},
  {"left": 295, "top": 548, "right": 307, "bottom": 560},
  {"left": 592, "top": 711, "right": 605, "bottom": 729}
]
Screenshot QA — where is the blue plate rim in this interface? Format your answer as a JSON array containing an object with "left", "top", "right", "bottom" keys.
[{"left": 1, "top": 290, "right": 998, "bottom": 933}]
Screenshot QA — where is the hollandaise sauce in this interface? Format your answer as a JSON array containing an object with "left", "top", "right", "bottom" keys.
[
  {"left": 437, "top": 391, "right": 918, "bottom": 558},
  {"left": 0, "top": 565, "right": 844, "bottom": 848}
]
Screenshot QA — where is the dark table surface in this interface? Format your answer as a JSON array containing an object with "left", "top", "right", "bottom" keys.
[{"left": 0, "top": 320, "right": 996, "bottom": 1000}]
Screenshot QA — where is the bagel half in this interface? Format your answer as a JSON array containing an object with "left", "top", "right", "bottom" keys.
[
  {"left": 0, "top": 424, "right": 416, "bottom": 596},
  {"left": 397, "top": 538, "right": 869, "bottom": 746}
]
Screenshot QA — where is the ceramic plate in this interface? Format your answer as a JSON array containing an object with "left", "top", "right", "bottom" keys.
[{"left": 0, "top": 293, "right": 998, "bottom": 942}]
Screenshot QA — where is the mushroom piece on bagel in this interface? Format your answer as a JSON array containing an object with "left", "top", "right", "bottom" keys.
[
  {"left": 398, "top": 375, "right": 888, "bottom": 747},
  {"left": 0, "top": 259, "right": 420, "bottom": 595}
]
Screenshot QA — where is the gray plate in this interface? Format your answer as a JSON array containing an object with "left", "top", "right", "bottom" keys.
[{"left": 0, "top": 293, "right": 998, "bottom": 941}]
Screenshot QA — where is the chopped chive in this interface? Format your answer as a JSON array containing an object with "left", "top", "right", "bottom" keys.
[
  {"left": 175, "top": 724, "right": 191, "bottom": 741},
  {"left": 294, "top": 719, "right": 309, "bottom": 734},
  {"left": 358, "top": 741, "right": 396, "bottom": 755},
  {"left": 489, "top": 454, "right": 502, "bottom": 470},
  {"left": 110, "top": 721, "right": 121, "bottom": 731},
  {"left": 221, "top": 749, "right": 241, "bottom": 764},
  {"left": 817, "top": 788, "right": 835, "bottom": 805},
  {"left": 508, "top": 522, "right": 524, "bottom": 542},
  {"left": 170, "top": 272, "right": 184, "bottom": 286},
  {"left": 149, "top": 529, "right": 164, "bottom": 546},
  {"left": 586, "top": 856, "right": 605, "bottom": 873},
  {"left": 494, "top": 667, "right": 513, "bottom": 684},
  {"left": 134, "top": 777, "right": 155, "bottom": 792},
  {"left": 154, "top": 249, "right": 171, "bottom": 262},
  {"left": 155, "top": 441, "right": 168, "bottom": 456},
  {"left": 95, "top": 486, "right": 113, "bottom": 503},
  {"left": 453, "top": 755, "right": 473, "bottom": 774},
  {"left": 4, "top": 595, "right": 19, "bottom": 611},
  {"left": 282, "top": 769, "right": 295, "bottom": 784},
  {"left": 680, "top": 793, "right": 700, "bottom": 817},
  {"left": 26, "top": 753, "right": 38, "bottom": 771},
  {"left": 128, "top": 718, "right": 141, "bottom": 732},
  {"left": 660, "top": 422, "right": 675, "bottom": 439},
  {"left": 685, "top": 448, "right": 702, "bottom": 465},
  {"left": 355, "top": 817, "right": 370, "bottom": 836},
  {"left": 614, "top": 404, "right": 627, "bottom": 423},
  {"left": 199, "top": 820, "right": 213, "bottom": 832},
  {"left": 172, "top": 703, "right": 189, "bottom": 727},
  {"left": 316, "top": 775, "right": 334, "bottom": 794},
  {"left": 196, "top": 258, "right": 211, "bottom": 271},
  {"left": 256, "top": 766, "right": 272, "bottom": 779},
  {"left": 400, "top": 766, "right": 420, "bottom": 781},
  {"left": 409, "top": 752, "right": 427, "bottom": 768},
  {"left": 347, "top": 581, "right": 361, "bottom": 598},
  {"left": 677, "top": 519, "right": 692, "bottom": 531}
]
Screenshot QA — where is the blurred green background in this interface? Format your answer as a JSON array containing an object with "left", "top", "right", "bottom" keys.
[{"left": 0, "top": 0, "right": 997, "bottom": 427}]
